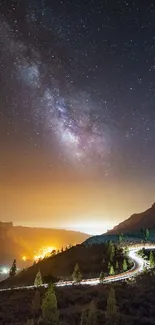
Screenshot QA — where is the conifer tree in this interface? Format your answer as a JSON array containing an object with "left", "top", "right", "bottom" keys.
[
  {"left": 122, "top": 259, "right": 127, "bottom": 272},
  {"left": 41, "top": 283, "right": 59, "bottom": 325},
  {"left": 99, "top": 271, "right": 105, "bottom": 283},
  {"left": 32, "top": 290, "right": 41, "bottom": 318},
  {"left": 9, "top": 259, "right": 17, "bottom": 277},
  {"left": 87, "top": 300, "right": 97, "bottom": 325},
  {"left": 145, "top": 228, "right": 150, "bottom": 241},
  {"left": 26, "top": 320, "right": 34, "bottom": 325},
  {"left": 72, "top": 263, "right": 82, "bottom": 284},
  {"left": 108, "top": 242, "right": 115, "bottom": 262},
  {"left": 34, "top": 269, "right": 43, "bottom": 286},
  {"left": 109, "top": 265, "right": 115, "bottom": 276},
  {"left": 115, "top": 261, "right": 119, "bottom": 273},
  {"left": 106, "top": 287, "right": 118, "bottom": 325},
  {"left": 80, "top": 309, "right": 88, "bottom": 325},
  {"left": 149, "top": 251, "right": 155, "bottom": 267},
  {"left": 118, "top": 233, "right": 123, "bottom": 244}
]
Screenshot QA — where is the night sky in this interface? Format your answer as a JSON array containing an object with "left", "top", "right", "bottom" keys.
[{"left": 1, "top": 0, "right": 155, "bottom": 235}]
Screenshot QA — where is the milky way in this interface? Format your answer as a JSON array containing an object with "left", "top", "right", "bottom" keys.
[{"left": 0, "top": 18, "right": 113, "bottom": 175}]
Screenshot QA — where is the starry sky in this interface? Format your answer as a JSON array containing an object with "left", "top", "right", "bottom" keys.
[{"left": 1, "top": 0, "right": 155, "bottom": 235}]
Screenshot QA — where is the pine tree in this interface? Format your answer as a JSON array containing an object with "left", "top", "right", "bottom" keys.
[
  {"left": 141, "top": 228, "right": 144, "bottom": 239},
  {"left": 51, "top": 250, "right": 56, "bottom": 256},
  {"left": 109, "top": 266, "right": 115, "bottom": 276},
  {"left": 26, "top": 320, "right": 34, "bottom": 325},
  {"left": 80, "top": 309, "right": 88, "bottom": 325},
  {"left": 87, "top": 300, "right": 97, "bottom": 325},
  {"left": 41, "top": 283, "right": 59, "bottom": 325},
  {"left": 32, "top": 290, "right": 41, "bottom": 318},
  {"left": 118, "top": 233, "right": 123, "bottom": 244},
  {"left": 34, "top": 270, "right": 43, "bottom": 286},
  {"left": 115, "top": 261, "right": 119, "bottom": 273},
  {"left": 99, "top": 271, "right": 105, "bottom": 283},
  {"left": 106, "top": 287, "right": 118, "bottom": 325},
  {"left": 72, "top": 263, "right": 82, "bottom": 284},
  {"left": 149, "top": 251, "right": 155, "bottom": 267},
  {"left": 108, "top": 242, "right": 115, "bottom": 262},
  {"left": 122, "top": 259, "right": 127, "bottom": 272},
  {"left": 111, "top": 244, "right": 115, "bottom": 262},
  {"left": 9, "top": 259, "right": 17, "bottom": 277},
  {"left": 145, "top": 228, "right": 149, "bottom": 241}
]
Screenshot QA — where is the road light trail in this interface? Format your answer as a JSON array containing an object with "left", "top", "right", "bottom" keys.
[{"left": 0, "top": 244, "right": 154, "bottom": 292}]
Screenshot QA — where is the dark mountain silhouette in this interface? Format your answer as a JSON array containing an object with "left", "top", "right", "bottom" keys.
[{"left": 108, "top": 202, "right": 155, "bottom": 234}]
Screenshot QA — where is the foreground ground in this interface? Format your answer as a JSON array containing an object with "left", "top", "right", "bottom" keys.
[{"left": 1, "top": 270, "right": 155, "bottom": 325}]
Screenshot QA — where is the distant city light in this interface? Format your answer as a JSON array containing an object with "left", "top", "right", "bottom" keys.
[
  {"left": 22, "top": 256, "right": 27, "bottom": 262},
  {"left": 1, "top": 268, "right": 9, "bottom": 274},
  {"left": 67, "top": 221, "right": 116, "bottom": 235},
  {"left": 34, "top": 246, "right": 56, "bottom": 262}
]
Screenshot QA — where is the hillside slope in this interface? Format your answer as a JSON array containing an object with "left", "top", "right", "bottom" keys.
[{"left": 0, "top": 243, "right": 125, "bottom": 288}]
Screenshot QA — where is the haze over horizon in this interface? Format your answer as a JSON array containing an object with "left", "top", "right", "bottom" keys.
[{"left": 1, "top": 1, "right": 155, "bottom": 236}]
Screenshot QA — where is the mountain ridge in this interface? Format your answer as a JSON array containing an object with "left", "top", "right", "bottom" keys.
[{"left": 108, "top": 202, "right": 155, "bottom": 234}]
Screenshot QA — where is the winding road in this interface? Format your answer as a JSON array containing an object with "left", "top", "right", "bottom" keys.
[{"left": 0, "top": 244, "right": 154, "bottom": 292}]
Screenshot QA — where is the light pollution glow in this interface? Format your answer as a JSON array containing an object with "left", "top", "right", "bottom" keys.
[
  {"left": 34, "top": 246, "right": 57, "bottom": 262},
  {"left": 2, "top": 177, "right": 155, "bottom": 235},
  {"left": 22, "top": 246, "right": 57, "bottom": 262}
]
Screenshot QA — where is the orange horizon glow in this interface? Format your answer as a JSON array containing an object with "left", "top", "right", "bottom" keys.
[{"left": 2, "top": 176, "right": 155, "bottom": 236}]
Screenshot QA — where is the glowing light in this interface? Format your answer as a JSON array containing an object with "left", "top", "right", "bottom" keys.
[
  {"left": 67, "top": 221, "right": 116, "bottom": 235},
  {"left": 1, "top": 268, "right": 9, "bottom": 274},
  {"left": 34, "top": 246, "right": 56, "bottom": 262},
  {"left": 22, "top": 256, "right": 27, "bottom": 262}
]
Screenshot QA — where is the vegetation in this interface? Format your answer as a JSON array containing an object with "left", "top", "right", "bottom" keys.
[
  {"left": 34, "top": 270, "right": 43, "bottom": 286},
  {"left": 109, "top": 265, "right": 115, "bottom": 276},
  {"left": 118, "top": 233, "right": 124, "bottom": 244},
  {"left": 115, "top": 261, "right": 119, "bottom": 273},
  {"left": 41, "top": 283, "right": 59, "bottom": 325},
  {"left": 9, "top": 259, "right": 17, "bottom": 277},
  {"left": 80, "top": 309, "right": 88, "bottom": 325},
  {"left": 26, "top": 320, "right": 34, "bottom": 325},
  {"left": 122, "top": 259, "right": 127, "bottom": 272},
  {"left": 141, "top": 228, "right": 150, "bottom": 241},
  {"left": 105, "top": 287, "right": 118, "bottom": 325},
  {"left": 87, "top": 300, "right": 97, "bottom": 325},
  {"left": 72, "top": 263, "right": 82, "bottom": 284},
  {"left": 99, "top": 270, "right": 105, "bottom": 283},
  {"left": 145, "top": 228, "right": 150, "bottom": 241},
  {"left": 32, "top": 290, "right": 41, "bottom": 319},
  {"left": 2, "top": 269, "right": 155, "bottom": 324},
  {"left": 108, "top": 242, "right": 115, "bottom": 262},
  {"left": 149, "top": 251, "right": 155, "bottom": 267}
]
